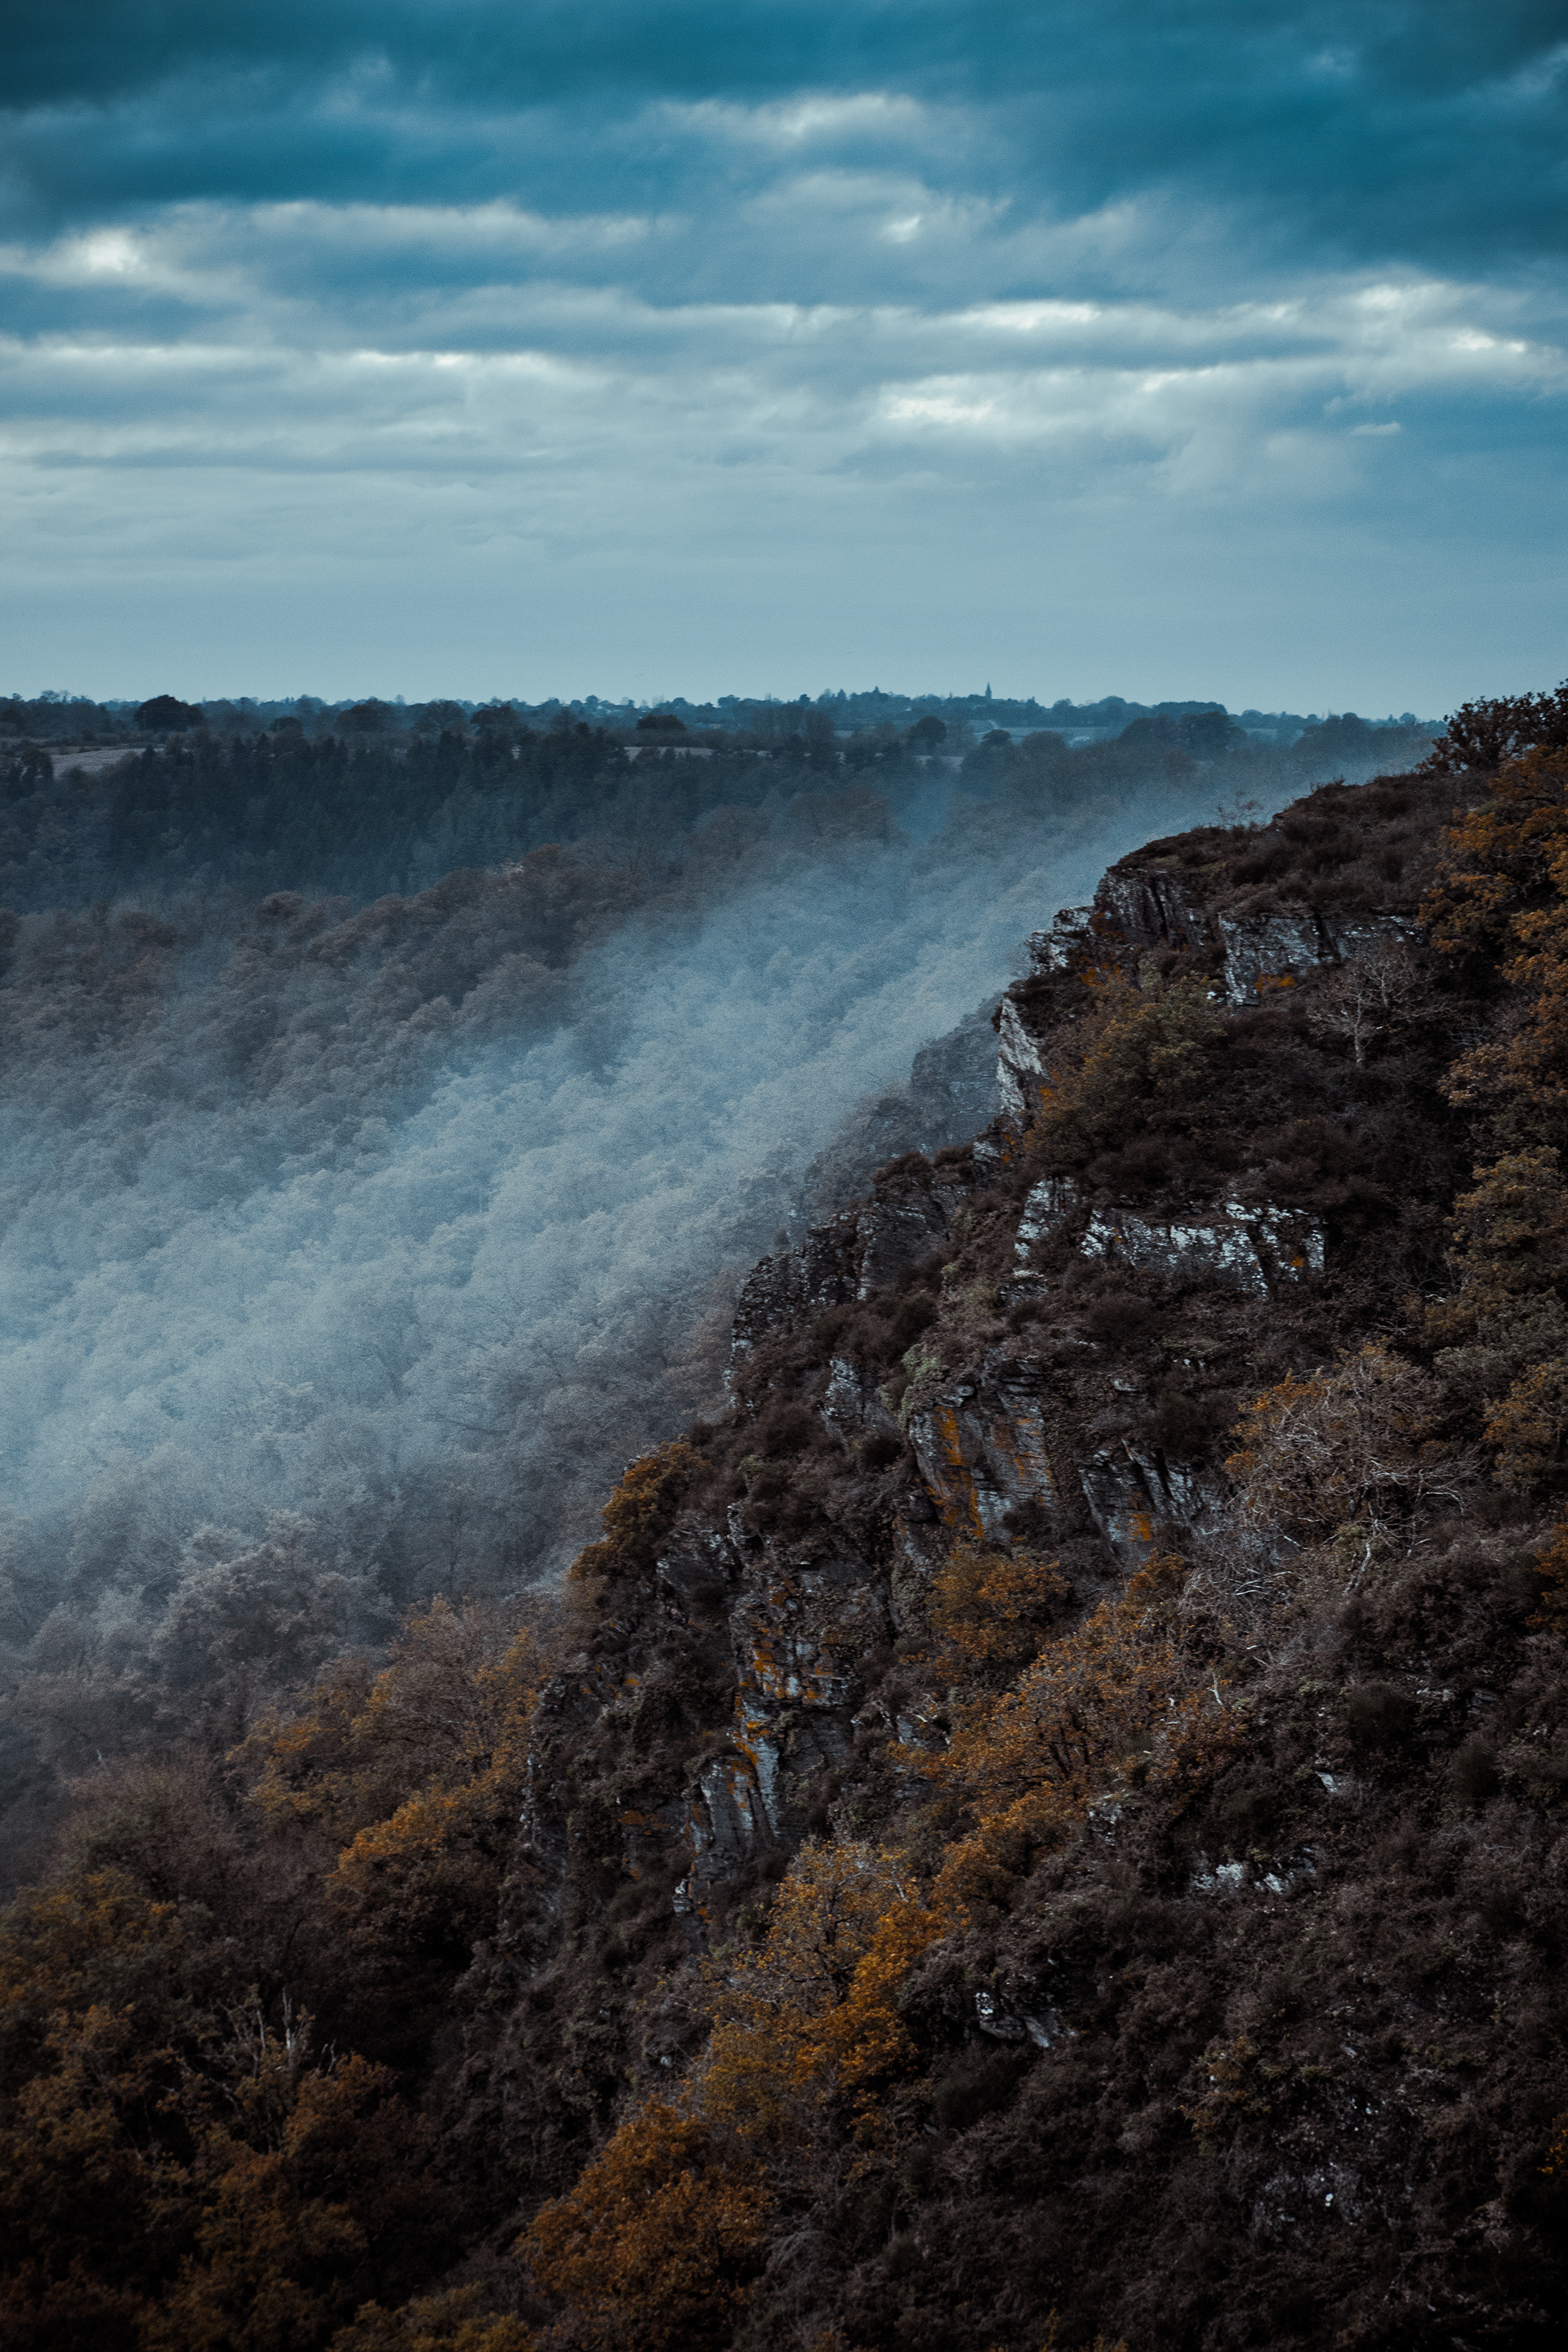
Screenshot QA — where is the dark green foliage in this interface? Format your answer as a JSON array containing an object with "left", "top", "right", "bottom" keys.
[{"left": 0, "top": 723, "right": 811, "bottom": 911}]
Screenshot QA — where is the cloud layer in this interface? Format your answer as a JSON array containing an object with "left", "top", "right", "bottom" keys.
[{"left": 1, "top": 3, "right": 1564, "bottom": 702}]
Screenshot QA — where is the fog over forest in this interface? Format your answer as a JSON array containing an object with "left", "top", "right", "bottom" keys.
[{"left": 0, "top": 701, "right": 1434, "bottom": 1872}]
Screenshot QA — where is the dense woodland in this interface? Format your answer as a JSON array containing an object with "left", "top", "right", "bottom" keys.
[
  {"left": 5, "top": 687, "right": 1568, "bottom": 2350},
  {"left": 0, "top": 719, "right": 1242, "bottom": 1880},
  {"left": 0, "top": 697, "right": 1432, "bottom": 911}
]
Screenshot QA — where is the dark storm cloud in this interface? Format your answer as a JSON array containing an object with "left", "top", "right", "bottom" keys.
[
  {"left": 2, "top": 1, "right": 1563, "bottom": 707},
  {"left": 4, "top": 2, "right": 1566, "bottom": 272}
]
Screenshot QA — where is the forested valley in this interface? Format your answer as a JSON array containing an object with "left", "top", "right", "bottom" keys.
[
  {"left": 7, "top": 685, "right": 1568, "bottom": 2350},
  {"left": 1, "top": 697, "right": 1417, "bottom": 1881},
  {"left": 1, "top": 691, "right": 1430, "bottom": 913}
]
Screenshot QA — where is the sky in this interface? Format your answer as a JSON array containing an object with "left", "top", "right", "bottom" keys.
[{"left": 2, "top": 2, "right": 1566, "bottom": 709}]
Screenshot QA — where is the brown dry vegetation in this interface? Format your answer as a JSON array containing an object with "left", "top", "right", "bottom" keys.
[{"left": 5, "top": 693, "right": 1568, "bottom": 2351}]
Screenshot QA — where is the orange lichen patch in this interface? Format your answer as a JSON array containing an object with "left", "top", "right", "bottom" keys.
[
  {"left": 984, "top": 1398, "right": 1058, "bottom": 1508},
  {"left": 743, "top": 1628, "right": 846, "bottom": 1712},
  {"left": 921, "top": 1404, "right": 986, "bottom": 1539}
]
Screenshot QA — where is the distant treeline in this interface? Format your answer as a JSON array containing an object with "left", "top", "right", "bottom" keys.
[
  {"left": 2, "top": 684, "right": 1430, "bottom": 751},
  {"left": 0, "top": 702, "right": 1437, "bottom": 913}
]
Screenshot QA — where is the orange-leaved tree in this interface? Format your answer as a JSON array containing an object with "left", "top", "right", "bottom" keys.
[
  {"left": 318, "top": 1616, "right": 546, "bottom": 2043},
  {"left": 150, "top": 2050, "right": 436, "bottom": 2352},
  {"left": 247, "top": 1597, "right": 542, "bottom": 1853},
  {"left": 1423, "top": 1152, "right": 1568, "bottom": 1492},
  {"left": 1422, "top": 743, "right": 1568, "bottom": 1147},
  {"left": 701, "top": 1839, "right": 962, "bottom": 2152},
  {"left": 523, "top": 2100, "right": 769, "bottom": 2352},
  {"left": 567, "top": 1441, "right": 694, "bottom": 1585},
  {"left": 329, "top": 2286, "right": 534, "bottom": 2351},
  {"left": 238, "top": 1601, "right": 549, "bottom": 2048},
  {"left": 908, "top": 1566, "right": 1236, "bottom": 1904},
  {"left": 522, "top": 1840, "right": 961, "bottom": 2343},
  {"left": 0, "top": 1870, "right": 440, "bottom": 2352},
  {"left": 925, "top": 1544, "right": 1071, "bottom": 1673}
]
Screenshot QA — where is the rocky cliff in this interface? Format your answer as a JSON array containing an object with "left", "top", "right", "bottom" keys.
[
  {"left": 9, "top": 737, "right": 1567, "bottom": 2352},
  {"left": 448, "top": 757, "right": 1566, "bottom": 2349}
]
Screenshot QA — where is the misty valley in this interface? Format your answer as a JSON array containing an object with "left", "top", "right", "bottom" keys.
[
  {"left": 3, "top": 684, "right": 1567, "bottom": 2352},
  {"left": 1, "top": 693, "right": 1419, "bottom": 1867}
]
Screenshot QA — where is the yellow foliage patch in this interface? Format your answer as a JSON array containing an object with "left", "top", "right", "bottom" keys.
[
  {"left": 523, "top": 2100, "right": 769, "bottom": 2352},
  {"left": 568, "top": 1441, "right": 694, "bottom": 1583},
  {"left": 926, "top": 1544, "right": 1071, "bottom": 1668}
]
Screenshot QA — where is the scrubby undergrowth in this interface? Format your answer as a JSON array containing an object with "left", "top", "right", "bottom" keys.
[{"left": 6, "top": 687, "right": 1568, "bottom": 2352}]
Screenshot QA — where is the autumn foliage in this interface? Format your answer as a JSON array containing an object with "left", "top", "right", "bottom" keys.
[
  {"left": 1027, "top": 973, "right": 1224, "bottom": 1157},
  {"left": 524, "top": 2103, "right": 768, "bottom": 2351},
  {"left": 566, "top": 1442, "right": 694, "bottom": 1584},
  {"left": 0, "top": 1873, "right": 439, "bottom": 2352},
  {"left": 9, "top": 707, "right": 1568, "bottom": 2350}
]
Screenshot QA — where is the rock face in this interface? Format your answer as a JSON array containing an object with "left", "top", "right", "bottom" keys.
[
  {"left": 471, "top": 762, "right": 1568, "bottom": 2352},
  {"left": 997, "top": 858, "right": 1420, "bottom": 1110},
  {"left": 905, "top": 1353, "right": 1067, "bottom": 1544},
  {"left": 732, "top": 1173, "right": 961, "bottom": 1353},
  {"left": 996, "top": 996, "right": 1054, "bottom": 1123},
  {"left": 1080, "top": 1201, "right": 1325, "bottom": 1294},
  {"left": 1215, "top": 905, "right": 1419, "bottom": 1005},
  {"left": 793, "top": 998, "right": 1000, "bottom": 1222},
  {"left": 514, "top": 824, "right": 1420, "bottom": 1963}
]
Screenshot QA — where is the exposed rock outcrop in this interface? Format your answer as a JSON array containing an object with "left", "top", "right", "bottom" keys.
[
  {"left": 514, "top": 792, "right": 1454, "bottom": 1979},
  {"left": 472, "top": 755, "right": 1568, "bottom": 2352},
  {"left": 1080, "top": 1200, "right": 1324, "bottom": 1294},
  {"left": 997, "top": 826, "right": 1427, "bottom": 1112}
]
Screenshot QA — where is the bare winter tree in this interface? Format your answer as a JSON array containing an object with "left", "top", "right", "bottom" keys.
[{"left": 1304, "top": 937, "right": 1429, "bottom": 1066}]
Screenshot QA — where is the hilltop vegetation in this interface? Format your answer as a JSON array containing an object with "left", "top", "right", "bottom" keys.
[
  {"left": 5, "top": 688, "right": 1568, "bottom": 2350},
  {"left": 0, "top": 692, "right": 1432, "bottom": 911}
]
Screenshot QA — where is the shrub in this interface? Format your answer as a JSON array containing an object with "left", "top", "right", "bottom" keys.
[
  {"left": 1082, "top": 1286, "right": 1159, "bottom": 1348},
  {"left": 1223, "top": 1346, "right": 1446, "bottom": 1561},
  {"left": 523, "top": 2104, "right": 768, "bottom": 2352},
  {"left": 1484, "top": 1356, "right": 1568, "bottom": 1491},
  {"left": 1141, "top": 1383, "right": 1224, "bottom": 1459},
  {"left": 1343, "top": 1682, "right": 1418, "bottom": 1755},
  {"left": 568, "top": 1444, "right": 693, "bottom": 1584},
  {"left": 1029, "top": 975, "right": 1226, "bottom": 1160},
  {"left": 330, "top": 2288, "right": 533, "bottom": 2351},
  {"left": 888, "top": 1293, "right": 939, "bottom": 1352},
  {"left": 1450, "top": 1736, "right": 1500, "bottom": 1808},
  {"left": 929, "top": 2045, "right": 1031, "bottom": 2132}
]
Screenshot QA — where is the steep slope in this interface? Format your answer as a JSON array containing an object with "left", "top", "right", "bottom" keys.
[
  {"left": 6, "top": 699, "right": 1568, "bottom": 2352},
  {"left": 455, "top": 751, "right": 1566, "bottom": 2350}
]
